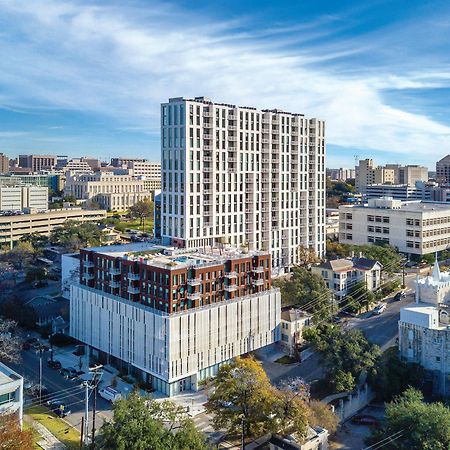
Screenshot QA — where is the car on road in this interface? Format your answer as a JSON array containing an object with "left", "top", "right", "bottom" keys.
[
  {"left": 47, "top": 400, "right": 71, "bottom": 417},
  {"left": 60, "top": 367, "right": 79, "bottom": 379},
  {"left": 351, "top": 414, "right": 380, "bottom": 427},
  {"left": 98, "top": 386, "right": 122, "bottom": 403},
  {"left": 394, "top": 291, "right": 406, "bottom": 301},
  {"left": 373, "top": 303, "right": 387, "bottom": 315},
  {"left": 32, "top": 280, "right": 49, "bottom": 288},
  {"left": 47, "top": 360, "right": 62, "bottom": 370}
]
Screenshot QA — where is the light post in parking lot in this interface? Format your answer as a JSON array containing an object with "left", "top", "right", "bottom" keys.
[{"left": 36, "top": 342, "right": 47, "bottom": 405}]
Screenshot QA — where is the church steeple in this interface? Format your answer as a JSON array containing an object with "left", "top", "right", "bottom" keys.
[{"left": 432, "top": 252, "right": 441, "bottom": 282}]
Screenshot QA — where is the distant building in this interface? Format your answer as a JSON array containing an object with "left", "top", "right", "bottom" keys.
[
  {"left": 339, "top": 198, "right": 450, "bottom": 255},
  {"left": 18, "top": 154, "right": 57, "bottom": 172},
  {"left": 312, "top": 256, "right": 382, "bottom": 298},
  {"left": 25, "top": 295, "right": 69, "bottom": 328},
  {"left": 399, "top": 260, "right": 450, "bottom": 396},
  {"left": 111, "top": 157, "right": 148, "bottom": 167},
  {"left": 363, "top": 183, "right": 432, "bottom": 201},
  {"left": 325, "top": 209, "right": 339, "bottom": 239},
  {"left": 356, "top": 159, "right": 428, "bottom": 192},
  {"left": 0, "top": 185, "right": 48, "bottom": 212},
  {"left": 327, "top": 168, "right": 355, "bottom": 181},
  {"left": 280, "top": 309, "right": 312, "bottom": 352},
  {"left": 70, "top": 243, "right": 280, "bottom": 396},
  {"left": 0, "top": 208, "right": 106, "bottom": 246},
  {"left": 0, "top": 174, "right": 64, "bottom": 192},
  {"left": 0, "top": 361, "right": 23, "bottom": 425},
  {"left": 0, "top": 153, "right": 9, "bottom": 174},
  {"left": 436, "top": 155, "right": 450, "bottom": 184},
  {"left": 61, "top": 158, "right": 95, "bottom": 174},
  {"left": 64, "top": 171, "right": 151, "bottom": 211}
]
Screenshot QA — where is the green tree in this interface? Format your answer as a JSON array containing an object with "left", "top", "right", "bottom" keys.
[
  {"left": 345, "top": 280, "right": 376, "bottom": 313},
  {"left": 129, "top": 198, "right": 153, "bottom": 231},
  {"left": 367, "top": 388, "right": 450, "bottom": 449},
  {"left": 304, "top": 324, "right": 381, "bottom": 393},
  {"left": 0, "top": 241, "right": 36, "bottom": 270},
  {"left": 273, "top": 267, "right": 331, "bottom": 319},
  {"left": 94, "top": 392, "right": 208, "bottom": 450},
  {"left": 307, "top": 400, "right": 339, "bottom": 435},
  {"left": 49, "top": 220, "right": 105, "bottom": 251},
  {"left": 25, "top": 266, "right": 48, "bottom": 284},
  {"left": 368, "top": 347, "right": 425, "bottom": 402},
  {"left": 20, "top": 232, "right": 49, "bottom": 250}
]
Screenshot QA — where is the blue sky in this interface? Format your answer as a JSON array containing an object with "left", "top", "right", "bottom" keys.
[{"left": 0, "top": 0, "right": 450, "bottom": 168}]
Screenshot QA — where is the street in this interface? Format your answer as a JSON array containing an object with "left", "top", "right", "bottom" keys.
[{"left": 10, "top": 347, "right": 113, "bottom": 438}]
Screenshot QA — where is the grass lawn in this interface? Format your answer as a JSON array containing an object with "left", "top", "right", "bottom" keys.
[
  {"left": 23, "top": 421, "right": 42, "bottom": 449},
  {"left": 26, "top": 406, "right": 80, "bottom": 450},
  {"left": 274, "top": 355, "right": 298, "bottom": 365},
  {"left": 122, "top": 217, "right": 154, "bottom": 232}
]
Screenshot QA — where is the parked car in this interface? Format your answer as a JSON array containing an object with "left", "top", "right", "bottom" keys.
[
  {"left": 47, "top": 400, "right": 71, "bottom": 417},
  {"left": 394, "top": 291, "right": 406, "bottom": 301},
  {"left": 98, "top": 386, "right": 122, "bottom": 403},
  {"left": 60, "top": 367, "right": 79, "bottom": 379},
  {"left": 47, "top": 360, "right": 62, "bottom": 370},
  {"left": 33, "top": 280, "right": 49, "bottom": 288},
  {"left": 351, "top": 414, "right": 380, "bottom": 427},
  {"left": 373, "top": 303, "right": 387, "bottom": 315}
]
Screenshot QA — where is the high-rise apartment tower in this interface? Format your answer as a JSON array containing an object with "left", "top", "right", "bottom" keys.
[{"left": 160, "top": 97, "right": 326, "bottom": 273}]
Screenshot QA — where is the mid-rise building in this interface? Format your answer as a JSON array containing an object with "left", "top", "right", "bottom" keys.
[
  {"left": 399, "top": 261, "right": 450, "bottom": 396},
  {"left": 363, "top": 183, "right": 431, "bottom": 201},
  {"left": 0, "top": 185, "right": 48, "bottom": 212},
  {"left": 61, "top": 158, "right": 95, "bottom": 174},
  {"left": 312, "top": 256, "right": 382, "bottom": 298},
  {"left": 64, "top": 172, "right": 151, "bottom": 211},
  {"left": 0, "top": 174, "right": 64, "bottom": 192},
  {"left": 436, "top": 155, "right": 450, "bottom": 184},
  {"left": 0, "top": 153, "right": 9, "bottom": 174},
  {"left": 18, "top": 154, "right": 57, "bottom": 172},
  {"left": 0, "top": 208, "right": 106, "bottom": 246},
  {"left": 128, "top": 162, "right": 161, "bottom": 191},
  {"left": 160, "top": 96, "right": 326, "bottom": 274},
  {"left": 327, "top": 168, "right": 355, "bottom": 181},
  {"left": 339, "top": 198, "right": 450, "bottom": 255},
  {"left": 70, "top": 243, "right": 281, "bottom": 396},
  {"left": 111, "top": 157, "right": 148, "bottom": 167},
  {"left": 280, "top": 309, "right": 312, "bottom": 353},
  {"left": 0, "top": 361, "right": 23, "bottom": 425}
]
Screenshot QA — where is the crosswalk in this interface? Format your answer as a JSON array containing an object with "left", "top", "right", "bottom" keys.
[{"left": 191, "top": 412, "right": 230, "bottom": 445}]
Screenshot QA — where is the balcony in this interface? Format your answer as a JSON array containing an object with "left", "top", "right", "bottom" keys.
[
  {"left": 224, "top": 284, "right": 238, "bottom": 292},
  {"left": 224, "top": 272, "right": 238, "bottom": 278},
  {"left": 228, "top": 157, "right": 237, "bottom": 163},
  {"left": 203, "top": 134, "right": 213, "bottom": 140},
  {"left": 187, "top": 278, "right": 202, "bottom": 286},
  {"left": 262, "top": 139, "right": 270, "bottom": 144},
  {"left": 228, "top": 114, "right": 237, "bottom": 120},
  {"left": 84, "top": 261, "right": 94, "bottom": 268},
  {"left": 204, "top": 189, "right": 212, "bottom": 194},
  {"left": 229, "top": 125, "right": 237, "bottom": 131},
  {"left": 83, "top": 273, "right": 94, "bottom": 280},
  {"left": 203, "top": 111, "right": 213, "bottom": 118},
  {"left": 252, "top": 279, "right": 264, "bottom": 286},
  {"left": 228, "top": 146, "right": 237, "bottom": 151},
  {"left": 109, "top": 268, "right": 121, "bottom": 275},
  {"left": 203, "top": 166, "right": 213, "bottom": 172},
  {"left": 228, "top": 167, "right": 237, "bottom": 173},
  {"left": 128, "top": 273, "right": 140, "bottom": 281},
  {"left": 110, "top": 281, "right": 121, "bottom": 288},
  {"left": 204, "top": 199, "right": 213, "bottom": 206},
  {"left": 128, "top": 286, "right": 140, "bottom": 294},
  {"left": 204, "top": 145, "right": 213, "bottom": 151},
  {"left": 253, "top": 266, "right": 264, "bottom": 273},
  {"left": 228, "top": 136, "right": 238, "bottom": 142},
  {"left": 187, "top": 292, "right": 201, "bottom": 300}
]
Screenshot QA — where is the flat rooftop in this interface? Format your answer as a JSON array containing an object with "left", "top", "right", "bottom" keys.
[
  {"left": 0, "top": 361, "right": 22, "bottom": 386},
  {"left": 84, "top": 243, "right": 267, "bottom": 270},
  {"left": 344, "top": 200, "right": 450, "bottom": 213}
]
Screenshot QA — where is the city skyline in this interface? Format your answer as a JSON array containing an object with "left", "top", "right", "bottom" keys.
[{"left": 1, "top": 0, "right": 450, "bottom": 167}]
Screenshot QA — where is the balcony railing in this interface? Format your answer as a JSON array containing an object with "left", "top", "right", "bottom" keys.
[
  {"left": 253, "top": 266, "right": 264, "bottom": 273},
  {"left": 187, "top": 278, "right": 202, "bottom": 286},
  {"left": 110, "top": 281, "right": 121, "bottom": 288},
  {"left": 224, "top": 272, "right": 238, "bottom": 278},
  {"left": 252, "top": 279, "right": 264, "bottom": 286},
  {"left": 128, "top": 273, "right": 140, "bottom": 281},
  {"left": 128, "top": 286, "right": 140, "bottom": 294},
  {"left": 84, "top": 261, "right": 94, "bottom": 268},
  {"left": 187, "top": 292, "right": 201, "bottom": 300},
  {"left": 109, "top": 268, "right": 121, "bottom": 275},
  {"left": 224, "top": 285, "right": 238, "bottom": 292}
]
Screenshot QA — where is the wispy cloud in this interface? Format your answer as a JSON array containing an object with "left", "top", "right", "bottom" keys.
[{"left": 0, "top": 0, "right": 449, "bottom": 162}]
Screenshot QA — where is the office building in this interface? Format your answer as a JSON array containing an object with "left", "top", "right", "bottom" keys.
[
  {"left": 0, "top": 185, "right": 48, "bottom": 212},
  {"left": 64, "top": 172, "right": 151, "bottom": 211},
  {"left": 356, "top": 159, "right": 428, "bottom": 192},
  {"left": 399, "top": 261, "right": 450, "bottom": 396},
  {"left": 436, "top": 155, "right": 450, "bottom": 184},
  {"left": 111, "top": 157, "right": 148, "bottom": 167},
  {"left": 0, "top": 174, "right": 64, "bottom": 193},
  {"left": 18, "top": 154, "right": 57, "bottom": 172},
  {"left": 70, "top": 243, "right": 281, "bottom": 396},
  {"left": 339, "top": 198, "right": 450, "bottom": 255},
  {"left": 0, "top": 361, "right": 23, "bottom": 424},
  {"left": 312, "top": 256, "right": 382, "bottom": 298},
  {"left": 0, "top": 153, "right": 9, "bottom": 174},
  {"left": 61, "top": 158, "right": 96, "bottom": 174},
  {"left": 160, "top": 96, "right": 326, "bottom": 274},
  {"left": 0, "top": 208, "right": 106, "bottom": 246},
  {"left": 363, "top": 183, "right": 431, "bottom": 201}
]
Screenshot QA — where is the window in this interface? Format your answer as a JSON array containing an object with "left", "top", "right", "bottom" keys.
[
  {"left": 0, "top": 392, "right": 14, "bottom": 405},
  {"left": 368, "top": 226, "right": 374, "bottom": 232},
  {"left": 281, "top": 334, "right": 289, "bottom": 342},
  {"left": 368, "top": 215, "right": 374, "bottom": 222},
  {"left": 406, "top": 218, "right": 414, "bottom": 226}
]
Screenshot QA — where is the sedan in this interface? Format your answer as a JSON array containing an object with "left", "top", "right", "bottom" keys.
[{"left": 351, "top": 415, "right": 380, "bottom": 427}]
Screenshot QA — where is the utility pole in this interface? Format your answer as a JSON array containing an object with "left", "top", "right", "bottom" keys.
[
  {"left": 38, "top": 344, "right": 45, "bottom": 405},
  {"left": 80, "top": 417, "right": 84, "bottom": 449},
  {"left": 83, "top": 381, "right": 89, "bottom": 447},
  {"left": 90, "top": 365, "right": 103, "bottom": 446},
  {"left": 241, "top": 415, "right": 245, "bottom": 450}
]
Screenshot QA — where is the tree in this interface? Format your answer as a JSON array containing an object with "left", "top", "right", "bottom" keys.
[
  {"left": 304, "top": 324, "right": 381, "bottom": 393},
  {"left": 368, "top": 347, "right": 425, "bottom": 402},
  {"left": 206, "top": 358, "right": 312, "bottom": 443},
  {"left": 296, "top": 246, "right": 319, "bottom": 267},
  {"left": 0, "top": 414, "right": 34, "bottom": 450},
  {"left": 307, "top": 400, "right": 339, "bottom": 435},
  {"left": 345, "top": 280, "right": 375, "bottom": 313},
  {"left": 0, "top": 241, "right": 36, "bottom": 270},
  {"left": 95, "top": 392, "right": 208, "bottom": 450},
  {"left": 49, "top": 220, "right": 105, "bottom": 251},
  {"left": 20, "top": 232, "right": 49, "bottom": 250},
  {"left": 367, "top": 388, "right": 450, "bottom": 449},
  {"left": 129, "top": 199, "right": 153, "bottom": 231},
  {"left": 25, "top": 266, "right": 48, "bottom": 284},
  {"left": 0, "top": 318, "right": 21, "bottom": 363},
  {"left": 273, "top": 267, "right": 331, "bottom": 319},
  {"left": 0, "top": 297, "right": 37, "bottom": 330}
]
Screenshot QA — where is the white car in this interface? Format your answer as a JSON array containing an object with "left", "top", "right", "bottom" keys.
[
  {"left": 98, "top": 386, "right": 122, "bottom": 403},
  {"left": 373, "top": 303, "right": 387, "bottom": 315}
]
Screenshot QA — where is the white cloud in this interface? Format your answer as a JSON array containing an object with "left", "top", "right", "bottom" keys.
[{"left": 0, "top": 0, "right": 449, "bottom": 160}]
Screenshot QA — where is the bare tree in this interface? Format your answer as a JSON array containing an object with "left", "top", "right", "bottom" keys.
[{"left": 0, "top": 318, "right": 21, "bottom": 363}]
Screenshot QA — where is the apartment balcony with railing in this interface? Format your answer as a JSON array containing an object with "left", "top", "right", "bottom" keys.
[
  {"left": 128, "top": 286, "right": 140, "bottom": 294},
  {"left": 187, "top": 278, "right": 202, "bottom": 286},
  {"left": 252, "top": 278, "right": 264, "bottom": 286},
  {"left": 128, "top": 273, "right": 140, "bottom": 281},
  {"left": 187, "top": 292, "right": 201, "bottom": 300},
  {"left": 109, "top": 267, "right": 121, "bottom": 275}
]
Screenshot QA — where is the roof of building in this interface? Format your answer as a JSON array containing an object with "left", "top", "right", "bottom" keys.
[
  {"left": 281, "top": 309, "right": 312, "bottom": 322},
  {"left": 0, "top": 361, "right": 22, "bottom": 386},
  {"left": 317, "top": 257, "right": 381, "bottom": 273},
  {"left": 437, "top": 155, "right": 450, "bottom": 164},
  {"left": 25, "top": 296, "right": 69, "bottom": 320},
  {"left": 343, "top": 199, "right": 450, "bottom": 212}
]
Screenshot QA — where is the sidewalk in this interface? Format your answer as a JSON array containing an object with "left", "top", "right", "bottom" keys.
[{"left": 152, "top": 390, "right": 208, "bottom": 417}]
